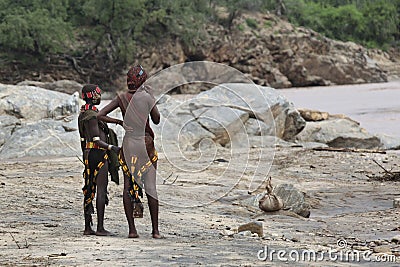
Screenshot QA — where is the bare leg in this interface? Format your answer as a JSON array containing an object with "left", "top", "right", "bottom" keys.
[
  {"left": 84, "top": 213, "right": 95, "bottom": 235},
  {"left": 96, "top": 160, "right": 113, "bottom": 236},
  {"left": 83, "top": 150, "right": 95, "bottom": 235},
  {"left": 144, "top": 166, "right": 161, "bottom": 238},
  {"left": 123, "top": 172, "right": 138, "bottom": 238},
  {"left": 147, "top": 193, "right": 161, "bottom": 238}
]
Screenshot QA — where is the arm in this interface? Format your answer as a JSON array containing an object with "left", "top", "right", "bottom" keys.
[
  {"left": 150, "top": 105, "right": 160, "bottom": 125},
  {"left": 97, "top": 97, "right": 123, "bottom": 126},
  {"left": 78, "top": 122, "right": 85, "bottom": 157},
  {"left": 146, "top": 87, "right": 160, "bottom": 125},
  {"left": 88, "top": 118, "right": 120, "bottom": 153}
]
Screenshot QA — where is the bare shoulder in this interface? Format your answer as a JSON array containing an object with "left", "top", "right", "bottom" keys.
[{"left": 143, "top": 85, "right": 156, "bottom": 102}]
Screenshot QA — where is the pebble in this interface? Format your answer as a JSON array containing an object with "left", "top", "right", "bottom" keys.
[
  {"left": 352, "top": 246, "right": 370, "bottom": 251},
  {"left": 220, "top": 229, "right": 236, "bottom": 237},
  {"left": 373, "top": 246, "right": 392, "bottom": 254},
  {"left": 237, "top": 221, "right": 263, "bottom": 237},
  {"left": 393, "top": 198, "right": 400, "bottom": 208},
  {"left": 391, "top": 235, "right": 400, "bottom": 244},
  {"left": 238, "top": 230, "right": 252, "bottom": 237}
]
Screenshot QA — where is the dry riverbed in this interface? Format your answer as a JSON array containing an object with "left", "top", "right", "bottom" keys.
[{"left": 0, "top": 146, "right": 399, "bottom": 266}]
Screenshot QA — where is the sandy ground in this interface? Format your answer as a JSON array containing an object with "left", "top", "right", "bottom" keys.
[{"left": 1, "top": 145, "right": 399, "bottom": 266}]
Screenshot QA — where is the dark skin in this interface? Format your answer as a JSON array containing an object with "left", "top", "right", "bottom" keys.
[
  {"left": 97, "top": 88, "right": 161, "bottom": 238},
  {"left": 79, "top": 91, "right": 120, "bottom": 236}
]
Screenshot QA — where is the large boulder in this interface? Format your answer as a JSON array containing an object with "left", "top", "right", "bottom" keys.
[
  {"left": 188, "top": 83, "right": 305, "bottom": 141},
  {"left": 0, "top": 119, "right": 80, "bottom": 159},
  {"left": 296, "top": 117, "right": 382, "bottom": 149},
  {"left": 153, "top": 95, "right": 215, "bottom": 151},
  {"left": 0, "top": 115, "right": 21, "bottom": 147},
  {"left": 0, "top": 84, "right": 79, "bottom": 121},
  {"left": 153, "top": 83, "right": 305, "bottom": 150},
  {"left": 0, "top": 83, "right": 83, "bottom": 159},
  {"left": 17, "top": 80, "right": 83, "bottom": 95}
]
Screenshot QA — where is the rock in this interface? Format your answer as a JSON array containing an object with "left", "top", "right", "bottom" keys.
[
  {"left": 377, "top": 134, "right": 400, "bottom": 150},
  {"left": 189, "top": 83, "right": 306, "bottom": 141},
  {"left": 192, "top": 106, "right": 249, "bottom": 146},
  {"left": 153, "top": 83, "right": 306, "bottom": 150},
  {"left": 220, "top": 229, "right": 236, "bottom": 237},
  {"left": 0, "top": 84, "right": 79, "bottom": 121},
  {"left": 0, "top": 119, "right": 80, "bottom": 159},
  {"left": 0, "top": 115, "right": 21, "bottom": 147},
  {"left": 394, "top": 198, "right": 400, "bottom": 208},
  {"left": 297, "top": 141, "right": 328, "bottom": 149},
  {"left": 245, "top": 118, "right": 274, "bottom": 136},
  {"left": 352, "top": 246, "right": 370, "bottom": 251},
  {"left": 298, "top": 108, "right": 329, "bottom": 121},
  {"left": 296, "top": 117, "right": 382, "bottom": 149},
  {"left": 373, "top": 246, "right": 392, "bottom": 254},
  {"left": 153, "top": 96, "right": 215, "bottom": 150},
  {"left": 139, "top": 13, "right": 392, "bottom": 88},
  {"left": 240, "top": 193, "right": 267, "bottom": 209},
  {"left": 273, "top": 184, "right": 311, "bottom": 218},
  {"left": 17, "top": 80, "right": 83, "bottom": 95},
  {"left": 391, "top": 235, "right": 400, "bottom": 244},
  {"left": 238, "top": 221, "right": 263, "bottom": 237},
  {"left": 246, "top": 135, "right": 295, "bottom": 149},
  {"left": 238, "top": 230, "right": 252, "bottom": 237}
]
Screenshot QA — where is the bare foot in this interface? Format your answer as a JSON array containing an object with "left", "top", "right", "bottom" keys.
[
  {"left": 128, "top": 232, "right": 139, "bottom": 238},
  {"left": 96, "top": 229, "right": 114, "bottom": 236},
  {"left": 152, "top": 231, "right": 164, "bottom": 239},
  {"left": 83, "top": 229, "right": 96, "bottom": 235},
  {"left": 128, "top": 226, "right": 139, "bottom": 238}
]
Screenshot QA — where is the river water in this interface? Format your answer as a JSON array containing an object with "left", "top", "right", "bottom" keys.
[{"left": 279, "top": 81, "right": 400, "bottom": 137}]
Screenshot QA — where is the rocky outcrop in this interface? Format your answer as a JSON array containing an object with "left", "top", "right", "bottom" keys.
[
  {"left": 17, "top": 80, "right": 83, "bottom": 95},
  {"left": 0, "top": 84, "right": 81, "bottom": 159},
  {"left": 135, "top": 13, "right": 393, "bottom": 93},
  {"left": 153, "top": 83, "right": 305, "bottom": 151},
  {"left": 0, "top": 115, "right": 20, "bottom": 147},
  {"left": 188, "top": 83, "right": 306, "bottom": 140},
  {"left": 0, "top": 82, "right": 395, "bottom": 159},
  {"left": 1, "top": 13, "right": 397, "bottom": 92},
  {"left": 0, "top": 84, "right": 79, "bottom": 121},
  {"left": 1, "top": 119, "right": 80, "bottom": 159},
  {"left": 296, "top": 111, "right": 383, "bottom": 149},
  {"left": 297, "top": 108, "right": 329, "bottom": 121}
]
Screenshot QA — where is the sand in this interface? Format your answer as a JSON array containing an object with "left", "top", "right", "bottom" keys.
[{"left": 1, "top": 146, "right": 399, "bottom": 266}]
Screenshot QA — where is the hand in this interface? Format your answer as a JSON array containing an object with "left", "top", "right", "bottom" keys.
[
  {"left": 111, "top": 145, "right": 121, "bottom": 154},
  {"left": 144, "top": 85, "right": 155, "bottom": 99}
]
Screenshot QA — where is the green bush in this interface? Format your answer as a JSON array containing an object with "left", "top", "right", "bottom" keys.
[{"left": 245, "top": 18, "right": 258, "bottom": 29}]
